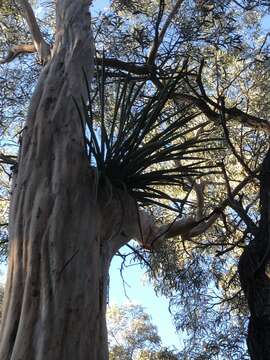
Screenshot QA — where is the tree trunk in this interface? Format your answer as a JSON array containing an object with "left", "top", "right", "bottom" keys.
[
  {"left": 0, "top": 1, "right": 125, "bottom": 359},
  {"left": 239, "top": 150, "right": 270, "bottom": 360}
]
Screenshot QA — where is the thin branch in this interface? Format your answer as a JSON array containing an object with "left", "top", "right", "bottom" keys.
[
  {"left": 228, "top": 198, "right": 258, "bottom": 236},
  {"left": 147, "top": 0, "right": 165, "bottom": 65},
  {"left": 125, "top": 243, "right": 152, "bottom": 270},
  {"left": 0, "top": 154, "right": 17, "bottom": 166},
  {"left": 221, "top": 162, "right": 232, "bottom": 198},
  {"left": 231, "top": 0, "right": 262, "bottom": 10},
  {"left": 258, "top": 32, "right": 270, "bottom": 55},
  {"left": 96, "top": 57, "right": 153, "bottom": 75},
  {"left": 196, "top": 59, "right": 218, "bottom": 109},
  {"left": 216, "top": 232, "right": 248, "bottom": 257},
  {"left": 119, "top": 255, "right": 131, "bottom": 300},
  {"left": 220, "top": 97, "right": 254, "bottom": 176},
  {"left": 147, "top": 0, "right": 184, "bottom": 64},
  {"left": 163, "top": 169, "right": 259, "bottom": 240}
]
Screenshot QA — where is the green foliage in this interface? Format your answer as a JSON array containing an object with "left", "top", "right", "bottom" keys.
[{"left": 78, "top": 74, "right": 221, "bottom": 212}]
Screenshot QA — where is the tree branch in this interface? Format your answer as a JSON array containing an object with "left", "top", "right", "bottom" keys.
[
  {"left": 182, "top": 59, "right": 270, "bottom": 132},
  {"left": 193, "top": 179, "right": 205, "bottom": 220},
  {"left": 220, "top": 97, "right": 253, "bottom": 175},
  {"left": 170, "top": 169, "right": 259, "bottom": 240},
  {"left": 0, "top": 44, "right": 36, "bottom": 64},
  {"left": 134, "top": 168, "right": 259, "bottom": 251},
  {"left": 175, "top": 92, "right": 270, "bottom": 132},
  {"left": 147, "top": 0, "right": 184, "bottom": 64},
  {"left": 228, "top": 198, "right": 258, "bottom": 236},
  {"left": 16, "top": 0, "right": 51, "bottom": 64},
  {"left": 96, "top": 57, "right": 154, "bottom": 75},
  {"left": 0, "top": 153, "right": 17, "bottom": 166},
  {"left": 100, "top": 55, "right": 270, "bottom": 132}
]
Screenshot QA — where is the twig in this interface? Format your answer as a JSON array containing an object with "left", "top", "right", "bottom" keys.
[
  {"left": 147, "top": 0, "right": 184, "bottom": 65},
  {"left": 220, "top": 96, "right": 253, "bottom": 176},
  {"left": 125, "top": 243, "right": 152, "bottom": 270}
]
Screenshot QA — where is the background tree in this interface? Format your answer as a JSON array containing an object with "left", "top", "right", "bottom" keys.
[{"left": 107, "top": 303, "right": 179, "bottom": 360}]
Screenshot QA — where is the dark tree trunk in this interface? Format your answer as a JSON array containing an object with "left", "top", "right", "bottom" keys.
[{"left": 239, "top": 150, "right": 270, "bottom": 360}]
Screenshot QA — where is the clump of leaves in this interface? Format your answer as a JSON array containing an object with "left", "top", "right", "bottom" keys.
[
  {"left": 111, "top": 0, "right": 148, "bottom": 14},
  {"left": 76, "top": 67, "right": 222, "bottom": 212}
]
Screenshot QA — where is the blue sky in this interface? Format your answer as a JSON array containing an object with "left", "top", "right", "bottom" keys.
[
  {"left": 109, "top": 253, "right": 183, "bottom": 349},
  {"left": 92, "top": 0, "right": 110, "bottom": 13}
]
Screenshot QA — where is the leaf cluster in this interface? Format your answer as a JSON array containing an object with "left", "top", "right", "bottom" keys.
[{"left": 76, "top": 70, "right": 221, "bottom": 212}]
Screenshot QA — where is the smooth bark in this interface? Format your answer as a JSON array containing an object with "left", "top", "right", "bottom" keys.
[{"left": 0, "top": 1, "right": 115, "bottom": 359}]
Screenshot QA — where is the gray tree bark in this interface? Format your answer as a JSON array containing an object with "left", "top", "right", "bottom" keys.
[{"left": 0, "top": 1, "right": 120, "bottom": 359}]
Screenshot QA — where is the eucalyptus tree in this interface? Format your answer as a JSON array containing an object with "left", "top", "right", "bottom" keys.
[
  {"left": 0, "top": 0, "right": 270, "bottom": 359},
  {"left": 107, "top": 303, "right": 180, "bottom": 360},
  {"left": 107, "top": 303, "right": 161, "bottom": 359}
]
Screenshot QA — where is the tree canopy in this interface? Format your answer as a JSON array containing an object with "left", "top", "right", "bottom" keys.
[{"left": 0, "top": 0, "right": 270, "bottom": 359}]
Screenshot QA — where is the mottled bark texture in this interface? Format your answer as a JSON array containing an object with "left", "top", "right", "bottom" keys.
[
  {"left": 0, "top": 1, "right": 121, "bottom": 359},
  {"left": 239, "top": 150, "right": 270, "bottom": 360}
]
